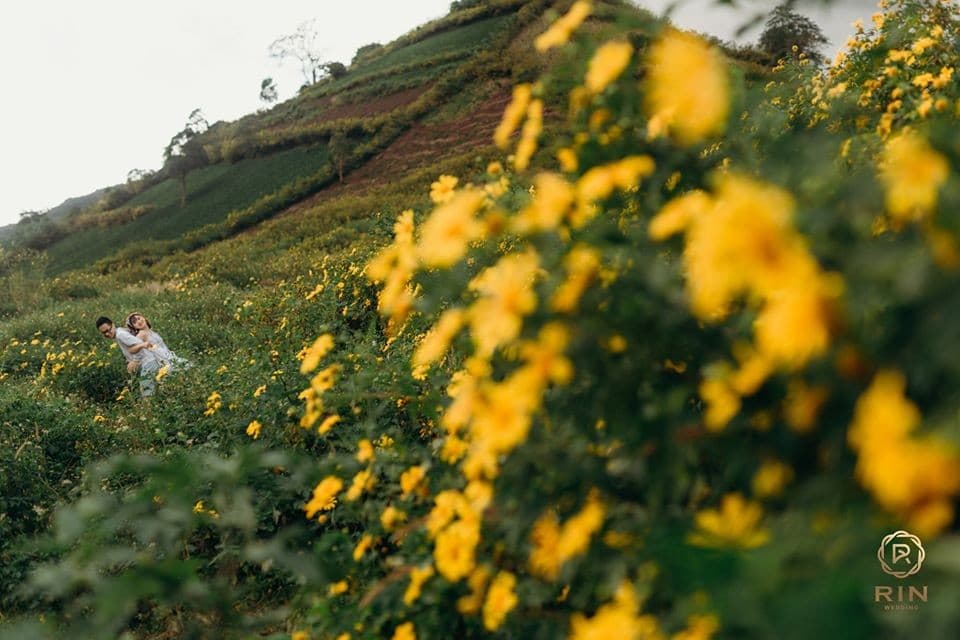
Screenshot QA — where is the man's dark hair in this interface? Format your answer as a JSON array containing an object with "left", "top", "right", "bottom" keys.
[{"left": 95, "top": 316, "right": 113, "bottom": 329}]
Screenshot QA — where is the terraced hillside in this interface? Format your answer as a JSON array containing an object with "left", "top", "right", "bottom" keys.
[{"left": 28, "top": 0, "right": 546, "bottom": 277}]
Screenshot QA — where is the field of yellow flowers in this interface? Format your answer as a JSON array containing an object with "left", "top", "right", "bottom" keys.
[{"left": 2, "top": 1, "right": 960, "bottom": 638}]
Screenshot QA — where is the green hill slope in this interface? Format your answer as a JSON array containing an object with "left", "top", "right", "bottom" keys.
[{"left": 25, "top": 3, "right": 533, "bottom": 277}]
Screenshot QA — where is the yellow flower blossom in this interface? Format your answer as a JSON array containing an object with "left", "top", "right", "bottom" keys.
[
  {"left": 246, "top": 419, "right": 262, "bottom": 439},
  {"left": 328, "top": 580, "right": 349, "bottom": 596},
  {"left": 416, "top": 189, "right": 486, "bottom": 268},
  {"left": 483, "top": 571, "right": 518, "bottom": 630},
  {"left": 468, "top": 250, "right": 540, "bottom": 356},
  {"left": 430, "top": 174, "right": 459, "bottom": 204},
  {"left": 672, "top": 614, "right": 720, "bottom": 640},
  {"left": 403, "top": 565, "right": 435, "bottom": 605},
  {"left": 515, "top": 99, "right": 543, "bottom": 171},
  {"left": 513, "top": 172, "right": 575, "bottom": 233},
  {"left": 381, "top": 505, "right": 407, "bottom": 531},
  {"left": 752, "top": 460, "right": 794, "bottom": 498},
  {"left": 400, "top": 465, "right": 428, "bottom": 498},
  {"left": 534, "top": 0, "right": 592, "bottom": 51},
  {"left": 412, "top": 308, "right": 466, "bottom": 377},
  {"left": 317, "top": 414, "right": 341, "bottom": 435},
  {"left": 353, "top": 534, "right": 374, "bottom": 561},
  {"left": 494, "top": 84, "right": 532, "bottom": 149},
  {"left": 645, "top": 29, "right": 729, "bottom": 145},
  {"left": 457, "top": 565, "right": 491, "bottom": 614},
  {"left": 879, "top": 130, "right": 949, "bottom": 225},
  {"left": 585, "top": 41, "right": 633, "bottom": 94},
  {"left": 569, "top": 583, "right": 660, "bottom": 640},
  {"left": 434, "top": 519, "right": 480, "bottom": 581},
  {"left": 346, "top": 468, "right": 376, "bottom": 501},
  {"left": 557, "top": 147, "right": 579, "bottom": 172},
  {"left": 300, "top": 334, "right": 334, "bottom": 374},
  {"left": 648, "top": 190, "right": 712, "bottom": 241},
  {"left": 357, "top": 439, "right": 375, "bottom": 463},
  {"left": 305, "top": 476, "right": 343, "bottom": 520},
  {"left": 391, "top": 622, "right": 416, "bottom": 640},
  {"left": 688, "top": 493, "right": 770, "bottom": 549}
]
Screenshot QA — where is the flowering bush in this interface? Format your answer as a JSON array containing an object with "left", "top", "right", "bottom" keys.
[{"left": 4, "top": 1, "right": 960, "bottom": 638}]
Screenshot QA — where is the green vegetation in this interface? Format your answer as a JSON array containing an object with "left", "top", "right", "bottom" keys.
[
  {"left": 46, "top": 145, "right": 330, "bottom": 274},
  {"left": 5, "top": 1, "right": 960, "bottom": 639}
]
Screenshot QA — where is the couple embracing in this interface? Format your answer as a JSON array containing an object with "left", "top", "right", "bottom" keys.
[{"left": 96, "top": 311, "right": 190, "bottom": 397}]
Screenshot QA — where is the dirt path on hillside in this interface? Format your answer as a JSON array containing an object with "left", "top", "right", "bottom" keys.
[{"left": 269, "top": 83, "right": 515, "bottom": 223}]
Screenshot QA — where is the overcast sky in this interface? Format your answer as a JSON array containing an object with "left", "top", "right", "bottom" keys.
[{"left": 0, "top": 0, "right": 877, "bottom": 227}]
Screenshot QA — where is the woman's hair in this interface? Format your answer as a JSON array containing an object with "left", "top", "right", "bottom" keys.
[{"left": 125, "top": 311, "right": 152, "bottom": 333}]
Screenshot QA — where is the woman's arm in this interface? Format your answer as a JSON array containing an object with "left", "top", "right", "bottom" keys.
[{"left": 127, "top": 340, "right": 154, "bottom": 353}]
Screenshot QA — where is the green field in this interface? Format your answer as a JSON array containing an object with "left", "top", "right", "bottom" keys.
[{"left": 46, "top": 145, "right": 330, "bottom": 274}]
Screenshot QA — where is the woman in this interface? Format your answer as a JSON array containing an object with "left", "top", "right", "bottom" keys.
[{"left": 125, "top": 311, "right": 192, "bottom": 372}]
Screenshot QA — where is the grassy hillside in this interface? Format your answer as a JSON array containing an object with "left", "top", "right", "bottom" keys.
[
  {"left": 46, "top": 145, "right": 330, "bottom": 273},
  {"left": 5, "top": 1, "right": 958, "bottom": 639}
]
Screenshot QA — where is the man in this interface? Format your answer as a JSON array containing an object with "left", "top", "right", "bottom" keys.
[{"left": 95, "top": 315, "right": 161, "bottom": 397}]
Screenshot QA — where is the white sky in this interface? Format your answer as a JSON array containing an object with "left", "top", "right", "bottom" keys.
[{"left": 0, "top": 0, "right": 877, "bottom": 227}]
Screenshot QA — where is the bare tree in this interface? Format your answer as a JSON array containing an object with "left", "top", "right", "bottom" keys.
[
  {"left": 269, "top": 19, "right": 328, "bottom": 86},
  {"left": 163, "top": 108, "right": 210, "bottom": 207}
]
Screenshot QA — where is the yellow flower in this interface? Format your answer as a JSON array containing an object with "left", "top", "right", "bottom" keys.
[
  {"left": 300, "top": 334, "right": 334, "bottom": 374},
  {"left": 848, "top": 370, "right": 920, "bottom": 452},
  {"left": 557, "top": 147, "right": 578, "bottom": 172},
  {"left": 403, "top": 565, "right": 435, "bottom": 605},
  {"left": 514, "top": 99, "right": 543, "bottom": 171},
  {"left": 356, "top": 439, "right": 375, "bottom": 463},
  {"left": 648, "top": 190, "right": 712, "bottom": 241},
  {"left": 416, "top": 189, "right": 486, "bottom": 267},
  {"left": 381, "top": 505, "right": 407, "bottom": 531},
  {"left": 253, "top": 384, "right": 267, "bottom": 397},
  {"left": 879, "top": 130, "right": 949, "bottom": 225},
  {"left": 483, "top": 571, "right": 518, "bottom": 630},
  {"left": 672, "top": 614, "right": 720, "bottom": 640},
  {"left": 529, "top": 512, "right": 562, "bottom": 579},
  {"left": 391, "top": 622, "right": 416, "bottom": 640},
  {"left": 317, "top": 414, "right": 341, "bottom": 435},
  {"left": 353, "top": 534, "right": 374, "bottom": 561},
  {"left": 557, "top": 492, "right": 606, "bottom": 562},
  {"left": 246, "top": 419, "right": 262, "bottom": 440},
  {"left": 457, "top": 565, "right": 491, "bottom": 614},
  {"left": 328, "top": 580, "right": 349, "bottom": 596},
  {"left": 552, "top": 245, "right": 601, "bottom": 313},
  {"left": 585, "top": 41, "right": 633, "bottom": 94},
  {"left": 304, "top": 476, "right": 343, "bottom": 520},
  {"left": 346, "top": 468, "right": 376, "bottom": 501},
  {"left": 412, "top": 308, "right": 466, "bottom": 376},
  {"left": 400, "top": 465, "right": 428, "bottom": 498},
  {"left": 430, "top": 174, "right": 459, "bottom": 204},
  {"left": 688, "top": 493, "right": 770, "bottom": 549},
  {"left": 753, "top": 276, "right": 838, "bottom": 369},
  {"left": 468, "top": 250, "right": 540, "bottom": 356},
  {"left": 487, "top": 161, "right": 503, "bottom": 175},
  {"left": 569, "top": 583, "right": 659, "bottom": 640},
  {"left": 752, "top": 460, "right": 794, "bottom": 498},
  {"left": 155, "top": 364, "right": 169, "bottom": 381},
  {"left": 534, "top": 0, "right": 592, "bottom": 51},
  {"left": 645, "top": 29, "right": 729, "bottom": 145},
  {"left": 494, "top": 84, "right": 532, "bottom": 149},
  {"left": 291, "top": 631, "right": 309, "bottom": 640},
  {"left": 513, "top": 172, "right": 575, "bottom": 234},
  {"left": 699, "top": 377, "right": 740, "bottom": 432},
  {"left": 434, "top": 519, "right": 480, "bottom": 581}
]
